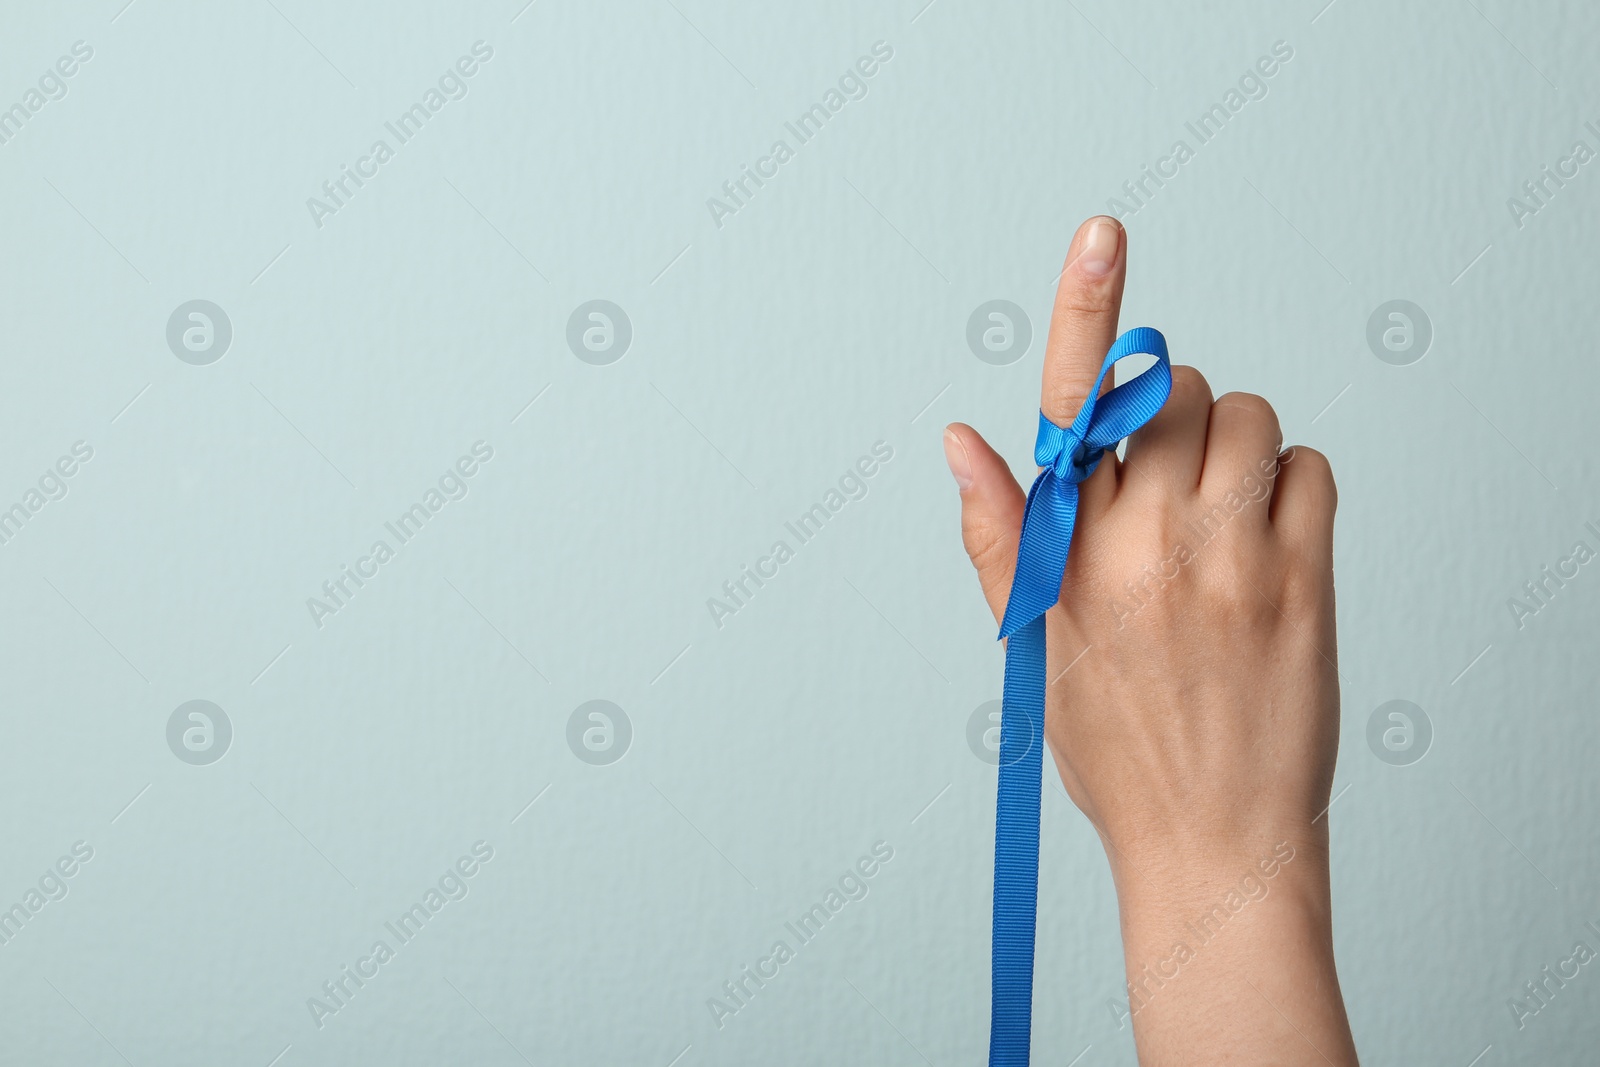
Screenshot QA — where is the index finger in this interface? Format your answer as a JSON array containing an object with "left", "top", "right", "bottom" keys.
[
  {"left": 1042, "top": 215, "right": 1127, "bottom": 424},
  {"left": 1041, "top": 215, "right": 1127, "bottom": 500}
]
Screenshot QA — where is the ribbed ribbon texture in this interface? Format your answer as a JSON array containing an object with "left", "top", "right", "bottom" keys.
[{"left": 988, "top": 327, "right": 1172, "bottom": 1066}]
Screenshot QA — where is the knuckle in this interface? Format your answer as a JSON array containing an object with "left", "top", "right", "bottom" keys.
[
  {"left": 1168, "top": 365, "right": 1213, "bottom": 407},
  {"left": 1199, "top": 557, "right": 1273, "bottom": 620},
  {"left": 1059, "top": 291, "right": 1117, "bottom": 317},
  {"left": 1214, "top": 391, "right": 1278, "bottom": 427},
  {"left": 1284, "top": 445, "right": 1338, "bottom": 508},
  {"left": 1284, "top": 443, "right": 1333, "bottom": 477},
  {"left": 1043, "top": 372, "right": 1099, "bottom": 422},
  {"left": 963, "top": 517, "right": 1015, "bottom": 576}
]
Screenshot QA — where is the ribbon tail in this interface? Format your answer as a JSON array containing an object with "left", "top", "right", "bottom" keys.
[
  {"left": 987, "top": 327, "right": 1173, "bottom": 1066},
  {"left": 989, "top": 478, "right": 1075, "bottom": 1067},
  {"left": 988, "top": 612, "right": 1045, "bottom": 1067}
]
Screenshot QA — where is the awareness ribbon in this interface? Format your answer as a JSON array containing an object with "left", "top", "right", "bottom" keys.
[{"left": 988, "top": 327, "right": 1172, "bottom": 1066}]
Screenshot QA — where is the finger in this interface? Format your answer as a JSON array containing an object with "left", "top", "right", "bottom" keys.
[
  {"left": 1042, "top": 216, "right": 1126, "bottom": 423},
  {"left": 1270, "top": 445, "right": 1337, "bottom": 556},
  {"left": 1200, "top": 392, "right": 1283, "bottom": 526},
  {"left": 944, "top": 423, "right": 1026, "bottom": 625},
  {"left": 1042, "top": 215, "right": 1127, "bottom": 511},
  {"left": 1121, "top": 364, "right": 1213, "bottom": 494},
  {"left": 1076, "top": 355, "right": 1118, "bottom": 521}
]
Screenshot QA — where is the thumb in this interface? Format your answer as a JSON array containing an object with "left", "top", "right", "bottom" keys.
[{"left": 943, "top": 423, "right": 1026, "bottom": 626}]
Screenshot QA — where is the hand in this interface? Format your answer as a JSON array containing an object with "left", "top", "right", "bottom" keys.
[{"left": 945, "top": 215, "right": 1357, "bottom": 1065}]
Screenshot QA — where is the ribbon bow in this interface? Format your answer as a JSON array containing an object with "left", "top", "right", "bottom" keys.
[{"left": 988, "top": 326, "right": 1172, "bottom": 1067}]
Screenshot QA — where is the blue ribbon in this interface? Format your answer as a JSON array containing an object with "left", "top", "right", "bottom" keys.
[{"left": 988, "top": 327, "right": 1172, "bottom": 1066}]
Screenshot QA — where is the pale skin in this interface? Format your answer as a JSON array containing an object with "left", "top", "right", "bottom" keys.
[{"left": 944, "top": 216, "right": 1359, "bottom": 1065}]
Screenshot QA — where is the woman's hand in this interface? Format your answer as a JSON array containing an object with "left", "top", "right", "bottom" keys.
[{"left": 946, "top": 215, "right": 1357, "bottom": 1065}]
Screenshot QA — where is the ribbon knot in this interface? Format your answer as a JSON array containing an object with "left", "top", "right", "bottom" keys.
[
  {"left": 987, "top": 327, "right": 1172, "bottom": 1067},
  {"left": 1036, "top": 418, "right": 1102, "bottom": 483}
]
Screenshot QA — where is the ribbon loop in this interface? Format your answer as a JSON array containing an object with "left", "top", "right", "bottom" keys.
[{"left": 988, "top": 328, "right": 1172, "bottom": 1067}]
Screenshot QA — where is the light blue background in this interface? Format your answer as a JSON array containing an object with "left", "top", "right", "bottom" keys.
[{"left": 0, "top": 1, "right": 1596, "bottom": 1063}]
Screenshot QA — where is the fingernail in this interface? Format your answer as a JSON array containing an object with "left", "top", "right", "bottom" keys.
[
  {"left": 1074, "top": 217, "right": 1121, "bottom": 278},
  {"left": 943, "top": 429, "right": 973, "bottom": 490}
]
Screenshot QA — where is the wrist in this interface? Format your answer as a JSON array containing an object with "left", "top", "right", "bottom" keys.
[
  {"left": 1104, "top": 836, "right": 1355, "bottom": 1065},
  {"left": 1109, "top": 833, "right": 1331, "bottom": 936}
]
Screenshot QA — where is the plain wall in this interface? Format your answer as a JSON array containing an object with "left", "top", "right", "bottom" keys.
[{"left": 0, "top": 1, "right": 1595, "bottom": 1063}]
